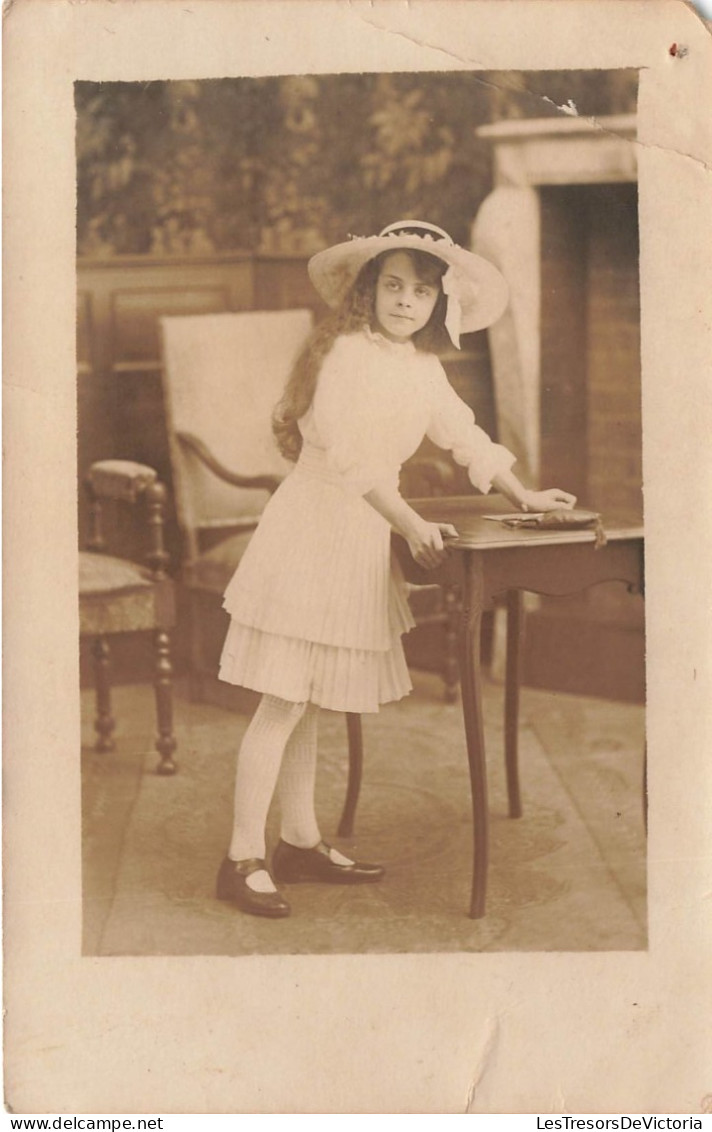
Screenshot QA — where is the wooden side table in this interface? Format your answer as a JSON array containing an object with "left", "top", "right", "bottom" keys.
[{"left": 394, "top": 495, "right": 644, "bottom": 919}]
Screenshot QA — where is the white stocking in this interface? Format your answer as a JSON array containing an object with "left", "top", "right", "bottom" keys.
[
  {"left": 276, "top": 704, "right": 355, "bottom": 866},
  {"left": 276, "top": 702, "right": 322, "bottom": 849},
  {"left": 229, "top": 694, "right": 308, "bottom": 890}
]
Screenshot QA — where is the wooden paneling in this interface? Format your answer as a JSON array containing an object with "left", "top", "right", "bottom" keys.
[
  {"left": 78, "top": 255, "right": 256, "bottom": 489},
  {"left": 111, "top": 286, "right": 231, "bottom": 363},
  {"left": 253, "top": 257, "right": 326, "bottom": 315}
]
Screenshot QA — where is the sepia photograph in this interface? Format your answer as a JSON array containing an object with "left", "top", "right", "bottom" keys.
[
  {"left": 4, "top": 0, "right": 711, "bottom": 1115},
  {"left": 76, "top": 69, "right": 647, "bottom": 957}
]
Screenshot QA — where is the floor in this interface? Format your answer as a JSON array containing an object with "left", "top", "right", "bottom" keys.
[{"left": 81, "top": 671, "right": 647, "bottom": 956}]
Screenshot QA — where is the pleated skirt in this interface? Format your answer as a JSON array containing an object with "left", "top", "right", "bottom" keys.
[{"left": 218, "top": 444, "right": 415, "bottom": 714}]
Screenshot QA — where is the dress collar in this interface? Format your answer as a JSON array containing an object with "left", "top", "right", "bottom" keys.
[{"left": 362, "top": 325, "right": 416, "bottom": 355}]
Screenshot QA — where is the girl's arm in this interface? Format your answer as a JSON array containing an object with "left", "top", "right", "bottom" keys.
[
  {"left": 426, "top": 362, "right": 576, "bottom": 512},
  {"left": 491, "top": 467, "right": 577, "bottom": 513},
  {"left": 364, "top": 485, "right": 457, "bottom": 570}
]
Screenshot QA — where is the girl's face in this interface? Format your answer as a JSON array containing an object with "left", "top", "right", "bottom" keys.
[{"left": 374, "top": 251, "right": 441, "bottom": 343}]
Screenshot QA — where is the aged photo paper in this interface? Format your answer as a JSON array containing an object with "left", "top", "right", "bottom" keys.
[{"left": 4, "top": 0, "right": 712, "bottom": 1115}]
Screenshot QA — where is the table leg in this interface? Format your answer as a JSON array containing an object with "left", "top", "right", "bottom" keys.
[
  {"left": 505, "top": 590, "right": 524, "bottom": 819},
  {"left": 457, "top": 555, "right": 489, "bottom": 920}
]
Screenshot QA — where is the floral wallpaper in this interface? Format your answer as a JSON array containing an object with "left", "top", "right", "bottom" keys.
[{"left": 76, "top": 70, "right": 637, "bottom": 258}]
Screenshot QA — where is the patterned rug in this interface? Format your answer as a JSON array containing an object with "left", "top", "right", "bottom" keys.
[{"left": 82, "top": 674, "right": 647, "bottom": 955}]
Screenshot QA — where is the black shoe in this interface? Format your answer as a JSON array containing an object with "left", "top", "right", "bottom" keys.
[
  {"left": 272, "top": 839, "right": 385, "bottom": 885},
  {"left": 216, "top": 856, "right": 291, "bottom": 918}
]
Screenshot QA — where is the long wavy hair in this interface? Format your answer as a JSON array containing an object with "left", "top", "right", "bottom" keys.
[{"left": 273, "top": 248, "right": 449, "bottom": 462}]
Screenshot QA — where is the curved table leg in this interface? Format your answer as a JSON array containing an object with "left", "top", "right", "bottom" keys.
[
  {"left": 505, "top": 590, "right": 524, "bottom": 819},
  {"left": 457, "top": 555, "right": 489, "bottom": 920},
  {"left": 338, "top": 712, "right": 363, "bottom": 838}
]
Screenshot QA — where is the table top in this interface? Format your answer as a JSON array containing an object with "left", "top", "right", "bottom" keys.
[{"left": 408, "top": 495, "right": 644, "bottom": 552}]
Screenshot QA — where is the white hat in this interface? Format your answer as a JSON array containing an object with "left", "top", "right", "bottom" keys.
[{"left": 307, "top": 220, "right": 509, "bottom": 347}]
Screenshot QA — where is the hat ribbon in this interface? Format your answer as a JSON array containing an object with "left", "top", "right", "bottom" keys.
[{"left": 442, "top": 266, "right": 464, "bottom": 349}]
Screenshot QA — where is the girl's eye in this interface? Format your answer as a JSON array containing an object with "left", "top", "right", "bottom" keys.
[{"left": 415, "top": 287, "right": 432, "bottom": 298}]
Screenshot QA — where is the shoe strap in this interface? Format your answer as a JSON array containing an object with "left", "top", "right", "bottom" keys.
[{"left": 231, "top": 857, "right": 267, "bottom": 876}]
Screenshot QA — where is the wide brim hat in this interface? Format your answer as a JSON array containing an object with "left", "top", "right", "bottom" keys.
[{"left": 307, "top": 220, "right": 509, "bottom": 346}]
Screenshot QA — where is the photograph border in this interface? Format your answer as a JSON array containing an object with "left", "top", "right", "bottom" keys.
[{"left": 4, "top": 0, "right": 711, "bottom": 1114}]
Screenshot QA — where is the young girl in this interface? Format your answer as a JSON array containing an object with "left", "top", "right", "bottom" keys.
[{"left": 216, "top": 220, "right": 576, "bottom": 918}]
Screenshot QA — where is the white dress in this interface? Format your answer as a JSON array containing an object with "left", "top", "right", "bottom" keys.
[{"left": 219, "top": 327, "right": 515, "bottom": 713}]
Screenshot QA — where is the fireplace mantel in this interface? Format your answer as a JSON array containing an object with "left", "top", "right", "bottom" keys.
[{"left": 479, "top": 113, "right": 637, "bottom": 188}]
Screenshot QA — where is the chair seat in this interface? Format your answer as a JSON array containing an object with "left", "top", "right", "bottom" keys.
[
  {"left": 79, "top": 551, "right": 154, "bottom": 597},
  {"left": 79, "top": 553, "right": 175, "bottom": 637},
  {"left": 183, "top": 529, "right": 255, "bottom": 594}
]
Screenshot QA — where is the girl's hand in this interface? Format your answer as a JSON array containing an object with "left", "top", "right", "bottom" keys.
[
  {"left": 520, "top": 488, "right": 577, "bottom": 513},
  {"left": 406, "top": 520, "right": 459, "bottom": 570}
]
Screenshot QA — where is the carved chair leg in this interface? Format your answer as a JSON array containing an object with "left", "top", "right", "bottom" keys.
[
  {"left": 338, "top": 712, "right": 363, "bottom": 838},
  {"left": 443, "top": 584, "right": 461, "bottom": 703},
  {"left": 154, "top": 630, "right": 177, "bottom": 776},
  {"left": 92, "top": 636, "right": 116, "bottom": 752}
]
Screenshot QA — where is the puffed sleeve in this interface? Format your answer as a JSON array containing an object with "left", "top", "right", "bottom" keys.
[
  {"left": 309, "top": 335, "right": 398, "bottom": 495},
  {"left": 425, "top": 360, "right": 516, "bottom": 494}
]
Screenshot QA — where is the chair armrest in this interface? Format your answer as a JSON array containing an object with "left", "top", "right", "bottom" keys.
[
  {"left": 84, "top": 460, "right": 169, "bottom": 579},
  {"left": 176, "top": 431, "right": 283, "bottom": 495},
  {"left": 86, "top": 459, "right": 158, "bottom": 503}
]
